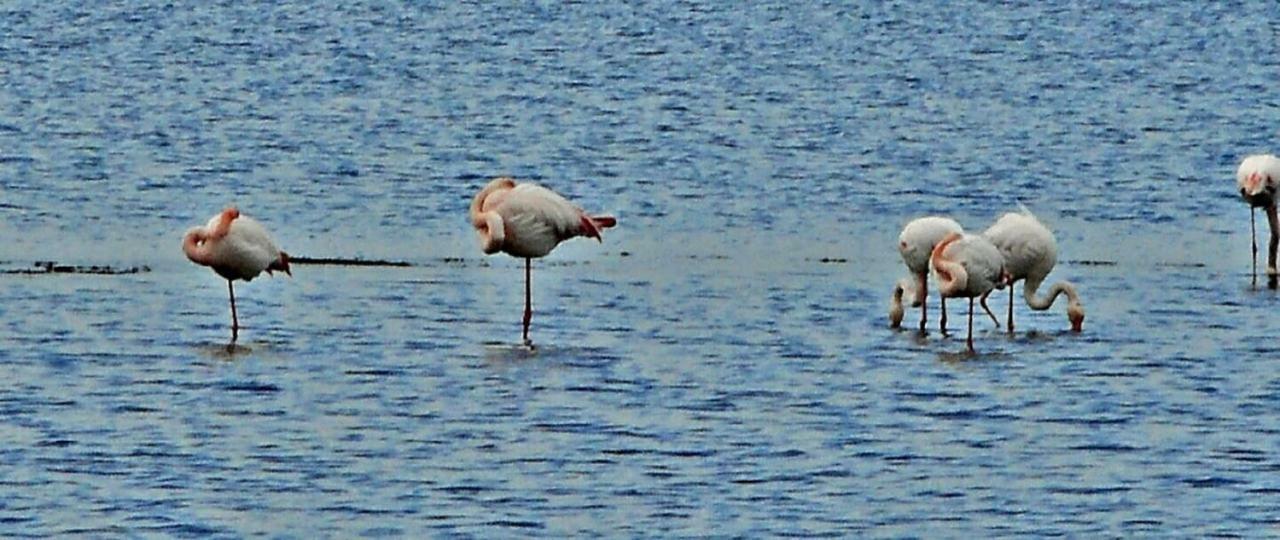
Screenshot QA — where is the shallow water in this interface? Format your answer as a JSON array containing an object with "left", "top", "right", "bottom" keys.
[{"left": 2, "top": 1, "right": 1279, "bottom": 537}]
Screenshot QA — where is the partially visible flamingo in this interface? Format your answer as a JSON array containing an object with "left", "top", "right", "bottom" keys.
[
  {"left": 889, "top": 216, "right": 997, "bottom": 332},
  {"left": 982, "top": 210, "right": 1085, "bottom": 333},
  {"left": 183, "top": 207, "right": 291, "bottom": 344},
  {"left": 470, "top": 177, "right": 616, "bottom": 346},
  {"left": 930, "top": 232, "right": 1006, "bottom": 352},
  {"left": 1237, "top": 154, "right": 1280, "bottom": 286}
]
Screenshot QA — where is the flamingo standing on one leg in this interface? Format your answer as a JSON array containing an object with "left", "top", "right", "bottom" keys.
[
  {"left": 930, "top": 232, "right": 1006, "bottom": 352},
  {"left": 889, "top": 216, "right": 996, "bottom": 332},
  {"left": 981, "top": 210, "right": 1085, "bottom": 333},
  {"left": 1237, "top": 154, "right": 1280, "bottom": 288},
  {"left": 183, "top": 207, "right": 291, "bottom": 345},
  {"left": 470, "top": 177, "right": 616, "bottom": 347}
]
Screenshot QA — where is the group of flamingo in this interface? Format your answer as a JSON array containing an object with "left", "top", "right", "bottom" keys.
[
  {"left": 182, "top": 154, "right": 1280, "bottom": 353},
  {"left": 183, "top": 177, "right": 615, "bottom": 348},
  {"left": 888, "top": 211, "right": 1085, "bottom": 352}
]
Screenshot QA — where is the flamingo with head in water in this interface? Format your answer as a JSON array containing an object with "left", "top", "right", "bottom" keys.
[
  {"left": 981, "top": 210, "right": 1084, "bottom": 333},
  {"left": 1237, "top": 154, "right": 1280, "bottom": 287},
  {"left": 890, "top": 216, "right": 997, "bottom": 332},
  {"left": 470, "top": 177, "right": 616, "bottom": 347},
  {"left": 182, "top": 207, "right": 291, "bottom": 344}
]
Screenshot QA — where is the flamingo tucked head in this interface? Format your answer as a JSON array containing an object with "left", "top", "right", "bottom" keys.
[{"left": 470, "top": 177, "right": 517, "bottom": 254}]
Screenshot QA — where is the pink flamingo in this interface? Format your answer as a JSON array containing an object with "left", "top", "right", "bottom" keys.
[
  {"left": 890, "top": 216, "right": 997, "bottom": 332},
  {"left": 981, "top": 210, "right": 1085, "bottom": 333},
  {"left": 183, "top": 207, "right": 291, "bottom": 344},
  {"left": 930, "top": 232, "right": 1006, "bottom": 352},
  {"left": 1237, "top": 154, "right": 1280, "bottom": 286},
  {"left": 470, "top": 177, "right": 616, "bottom": 346}
]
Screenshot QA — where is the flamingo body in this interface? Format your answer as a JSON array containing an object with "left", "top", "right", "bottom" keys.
[
  {"left": 183, "top": 207, "right": 290, "bottom": 344},
  {"left": 889, "top": 216, "right": 976, "bottom": 332},
  {"left": 470, "top": 177, "right": 616, "bottom": 345},
  {"left": 982, "top": 211, "right": 1084, "bottom": 332},
  {"left": 1237, "top": 154, "right": 1280, "bottom": 286},
  {"left": 930, "top": 232, "right": 1005, "bottom": 351}
]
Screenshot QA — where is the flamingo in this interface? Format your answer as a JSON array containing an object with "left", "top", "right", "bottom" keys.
[
  {"left": 930, "top": 232, "right": 1006, "bottom": 352},
  {"left": 470, "top": 177, "right": 616, "bottom": 346},
  {"left": 182, "top": 207, "right": 291, "bottom": 344},
  {"left": 889, "top": 216, "right": 997, "bottom": 332},
  {"left": 981, "top": 210, "right": 1085, "bottom": 333},
  {"left": 1237, "top": 154, "right": 1280, "bottom": 287}
]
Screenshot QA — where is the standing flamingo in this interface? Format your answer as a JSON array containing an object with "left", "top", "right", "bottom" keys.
[
  {"left": 981, "top": 210, "right": 1084, "bottom": 333},
  {"left": 1237, "top": 154, "right": 1280, "bottom": 287},
  {"left": 470, "top": 177, "right": 616, "bottom": 347},
  {"left": 183, "top": 207, "right": 291, "bottom": 344},
  {"left": 889, "top": 216, "right": 996, "bottom": 332},
  {"left": 930, "top": 232, "right": 1006, "bottom": 352}
]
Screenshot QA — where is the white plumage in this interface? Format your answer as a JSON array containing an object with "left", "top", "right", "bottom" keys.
[
  {"left": 1237, "top": 154, "right": 1280, "bottom": 285},
  {"left": 889, "top": 216, "right": 963, "bottom": 331},
  {"left": 183, "top": 207, "right": 290, "bottom": 344},
  {"left": 930, "top": 232, "right": 1006, "bottom": 352},
  {"left": 470, "top": 177, "right": 616, "bottom": 346},
  {"left": 982, "top": 211, "right": 1084, "bottom": 332}
]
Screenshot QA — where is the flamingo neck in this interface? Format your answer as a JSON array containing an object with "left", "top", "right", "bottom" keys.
[
  {"left": 930, "top": 232, "right": 966, "bottom": 296},
  {"left": 182, "top": 228, "right": 214, "bottom": 266},
  {"left": 1023, "top": 277, "right": 1080, "bottom": 310},
  {"left": 213, "top": 208, "right": 238, "bottom": 239}
]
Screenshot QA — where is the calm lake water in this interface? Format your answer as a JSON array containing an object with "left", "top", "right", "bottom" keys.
[{"left": 2, "top": 1, "right": 1278, "bottom": 537}]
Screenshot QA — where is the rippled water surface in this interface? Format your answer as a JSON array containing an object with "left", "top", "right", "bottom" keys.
[{"left": 2, "top": 1, "right": 1279, "bottom": 537}]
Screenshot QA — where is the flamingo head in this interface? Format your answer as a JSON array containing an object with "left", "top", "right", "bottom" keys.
[
  {"left": 888, "top": 278, "right": 913, "bottom": 328},
  {"left": 1240, "top": 171, "right": 1276, "bottom": 208},
  {"left": 1068, "top": 302, "right": 1085, "bottom": 332}
]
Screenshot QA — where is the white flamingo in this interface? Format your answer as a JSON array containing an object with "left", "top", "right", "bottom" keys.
[
  {"left": 930, "top": 232, "right": 1006, "bottom": 352},
  {"left": 981, "top": 210, "right": 1084, "bottom": 333},
  {"left": 1237, "top": 154, "right": 1280, "bottom": 286},
  {"left": 889, "top": 216, "right": 996, "bottom": 332},
  {"left": 470, "top": 177, "right": 616, "bottom": 346},
  {"left": 182, "top": 207, "right": 291, "bottom": 344}
]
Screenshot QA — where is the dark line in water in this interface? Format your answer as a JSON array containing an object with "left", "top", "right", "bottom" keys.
[
  {"left": 291, "top": 256, "right": 413, "bottom": 267},
  {"left": 1062, "top": 259, "right": 1118, "bottom": 266},
  {"left": 1, "top": 261, "right": 151, "bottom": 275}
]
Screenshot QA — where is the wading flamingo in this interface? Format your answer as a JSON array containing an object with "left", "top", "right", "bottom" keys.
[
  {"left": 182, "top": 207, "right": 290, "bottom": 344},
  {"left": 1237, "top": 154, "right": 1280, "bottom": 287},
  {"left": 930, "top": 232, "right": 1006, "bottom": 352},
  {"left": 982, "top": 210, "right": 1085, "bottom": 333},
  {"left": 470, "top": 177, "right": 616, "bottom": 347},
  {"left": 889, "top": 216, "right": 996, "bottom": 332}
]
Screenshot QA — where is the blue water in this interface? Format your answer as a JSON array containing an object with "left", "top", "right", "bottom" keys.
[{"left": 2, "top": 1, "right": 1278, "bottom": 537}]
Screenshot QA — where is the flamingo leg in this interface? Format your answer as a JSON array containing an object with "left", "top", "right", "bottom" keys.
[
  {"left": 523, "top": 258, "right": 533, "bottom": 346},
  {"left": 939, "top": 295, "right": 948, "bottom": 335},
  {"left": 1251, "top": 207, "right": 1258, "bottom": 287},
  {"left": 967, "top": 297, "right": 975, "bottom": 352},
  {"left": 979, "top": 291, "right": 999, "bottom": 329},
  {"left": 227, "top": 279, "right": 239, "bottom": 344},
  {"left": 1268, "top": 205, "right": 1279, "bottom": 290},
  {"left": 1007, "top": 281, "right": 1015, "bottom": 333},
  {"left": 917, "top": 273, "right": 928, "bottom": 333}
]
